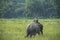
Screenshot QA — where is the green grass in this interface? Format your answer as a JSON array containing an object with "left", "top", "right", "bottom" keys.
[{"left": 0, "top": 19, "right": 60, "bottom": 40}]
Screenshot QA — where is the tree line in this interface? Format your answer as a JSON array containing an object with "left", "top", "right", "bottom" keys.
[{"left": 0, "top": 0, "right": 60, "bottom": 18}]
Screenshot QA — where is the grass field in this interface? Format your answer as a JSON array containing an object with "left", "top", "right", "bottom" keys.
[{"left": 0, "top": 18, "right": 60, "bottom": 40}]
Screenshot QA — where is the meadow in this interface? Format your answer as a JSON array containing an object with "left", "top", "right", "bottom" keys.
[{"left": 0, "top": 18, "right": 60, "bottom": 40}]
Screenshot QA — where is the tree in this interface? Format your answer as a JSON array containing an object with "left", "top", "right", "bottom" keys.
[{"left": 54, "top": 0, "right": 60, "bottom": 18}]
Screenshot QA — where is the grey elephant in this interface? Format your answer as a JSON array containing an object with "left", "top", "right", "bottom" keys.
[{"left": 25, "top": 19, "right": 43, "bottom": 37}]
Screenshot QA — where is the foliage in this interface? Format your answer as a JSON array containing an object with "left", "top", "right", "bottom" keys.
[{"left": 0, "top": 0, "right": 60, "bottom": 18}]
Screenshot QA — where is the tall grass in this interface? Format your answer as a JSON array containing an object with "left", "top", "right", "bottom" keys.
[{"left": 0, "top": 19, "right": 60, "bottom": 40}]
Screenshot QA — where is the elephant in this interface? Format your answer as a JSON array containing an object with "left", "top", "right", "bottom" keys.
[{"left": 25, "top": 19, "right": 43, "bottom": 37}]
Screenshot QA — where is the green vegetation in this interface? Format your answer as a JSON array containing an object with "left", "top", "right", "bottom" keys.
[
  {"left": 0, "top": 0, "right": 60, "bottom": 40},
  {"left": 0, "top": 19, "right": 60, "bottom": 40},
  {"left": 0, "top": 0, "right": 60, "bottom": 18}
]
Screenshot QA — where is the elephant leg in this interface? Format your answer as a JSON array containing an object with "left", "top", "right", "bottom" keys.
[
  {"left": 41, "top": 30, "right": 43, "bottom": 35},
  {"left": 25, "top": 32, "right": 30, "bottom": 37},
  {"left": 33, "top": 33, "right": 36, "bottom": 37},
  {"left": 30, "top": 32, "right": 35, "bottom": 37},
  {"left": 37, "top": 32, "right": 40, "bottom": 35},
  {"left": 30, "top": 34, "right": 33, "bottom": 37}
]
